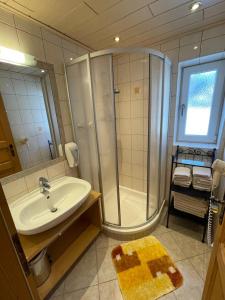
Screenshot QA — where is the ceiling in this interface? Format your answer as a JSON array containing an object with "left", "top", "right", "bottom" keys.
[{"left": 2, "top": 0, "right": 225, "bottom": 49}]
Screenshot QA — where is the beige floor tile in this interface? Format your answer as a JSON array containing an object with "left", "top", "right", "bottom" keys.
[
  {"left": 64, "top": 285, "right": 99, "bottom": 300},
  {"left": 160, "top": 292, "right": 177, "bottom": 299},
  {"left": 189, "top": 251, "right": 212, "bottom": 280},
  {"left": 64, "top": 245, "right": 98, "bottom": 293},
  {"left": 152, "top": 231, "right": 185, "bottom": 262},
  {"left": 151, "top": 224, "right": 172, "bottom": 236},
  {"left": 99, "top": 280, "right": 122, "bottom": 300},
  {"left": 95, "top": 233, "right": 122, "bottom": 249},
  {"left": 170, "top": 230, "right": 210, "bottom": 258},
  {"left": 49, "top": 281, "right": 64, "bottom": 299},
  {"left": 174, "top": 259, "right": 204, "bottom": 300},
  {"left": 97, "top": 246, "right": 117, "bottom": 283},
  {"left": 50, "top": 296, "right": 63, "bottom": 300}
]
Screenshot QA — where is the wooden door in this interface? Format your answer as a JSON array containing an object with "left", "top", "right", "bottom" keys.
[
  {"left": 202, "top": 202, "right": 225, "bottom": 299},
  {"left": 0, "top": 184, "right": 40, "bottom": 299},
  {"left": 0, "top": 93, "right": 21, "bottom": 178}
]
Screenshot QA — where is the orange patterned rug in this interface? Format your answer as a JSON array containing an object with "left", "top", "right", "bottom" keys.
[{"left": 111, "top": 236, "right": 183, "bottom": 300}]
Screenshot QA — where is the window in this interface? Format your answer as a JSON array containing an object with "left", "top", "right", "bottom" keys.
[{"left": 175, "top": 59, "right": 225, "bottom": 147}]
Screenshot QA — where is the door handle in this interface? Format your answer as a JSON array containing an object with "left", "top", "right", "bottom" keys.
[{"left": 9, "top": 144, "right": 15, "bottom": 157}]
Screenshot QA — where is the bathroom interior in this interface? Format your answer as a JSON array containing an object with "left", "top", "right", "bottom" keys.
[{"left": 0, "top": 1, "right": 225, "bottom": 300}]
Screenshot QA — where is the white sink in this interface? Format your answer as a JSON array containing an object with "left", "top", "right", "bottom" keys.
[{"left": 10, "top": 176, "right": 91, "bottom": 235}]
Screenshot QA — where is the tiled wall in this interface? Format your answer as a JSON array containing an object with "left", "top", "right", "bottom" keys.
[
  {"left": 0, "top": 6, "right": 89, "bottom": 144},
  {"left": 0, "top": 70, "right": 52, "bottom": 169},
  {"left": 146, "top": 22, "right": 225, "bottom": 195},
  {"left": 114, "top": 53, "right": 149, "bottom": 193},
  {"left": 0, "top": 6, "right": 89, "bottom": 202},
  {"left": 2, "top": 160, "right": 74, "bottom": 204}
]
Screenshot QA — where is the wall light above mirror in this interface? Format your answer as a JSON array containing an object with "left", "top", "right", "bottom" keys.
[{"left": 0, "top": 48, "right": 65, "bottom": 180}]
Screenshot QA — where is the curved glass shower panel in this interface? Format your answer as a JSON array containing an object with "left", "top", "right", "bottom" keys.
[
  {"left": 159, "top": 60, "right": 171, "bottom": 207},
  {"left": 113, "top": 52, "right": 149, "bottom": 227},
  {"left": 91, "top": 55, "right": 120, "bottom": 225},
  {"left": 66, "top": 58, "right": 99, "bottom": 190},
  {"left": 147, "top": 55, "right": 163, "bottom": 219}
]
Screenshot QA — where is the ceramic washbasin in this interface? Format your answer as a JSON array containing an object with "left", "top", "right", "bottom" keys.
[{"left": 9, "top": 176, "right": 91, "bottom": 235}]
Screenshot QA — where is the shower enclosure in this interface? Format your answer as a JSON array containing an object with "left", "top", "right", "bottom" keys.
[{"left": 65, "top": 48, "right": 171, "bottom": 235}]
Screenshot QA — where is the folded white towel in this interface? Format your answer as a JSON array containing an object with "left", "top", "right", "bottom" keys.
[
  {"left": 173, "top": 167, "right": 191, "bottom": 178},
  {"left": 193, "top": 167, "right": 211, "bottom": 178},
  {"left": 173, "top": 167, "right": 192, "bottom": 187}
]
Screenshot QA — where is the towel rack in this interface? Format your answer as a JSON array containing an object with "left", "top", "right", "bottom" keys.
[{"left": 166, "top": 146, "right": 216, "bottom": 243}]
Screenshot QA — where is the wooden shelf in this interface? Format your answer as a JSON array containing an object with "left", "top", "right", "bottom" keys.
[
  {"left": 19, "top": 190, "right": 101, "bottom": 262},
  {"left": 38, "top": 223, "right": 100, "bottom": 299}
]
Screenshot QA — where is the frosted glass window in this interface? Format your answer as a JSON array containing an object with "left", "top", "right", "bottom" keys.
[
  {"left": 185, "top": 70, "right": 217, "bottom": 136},
  {"left": 176, "top": 59, "right": 225, "bottom": 145}
]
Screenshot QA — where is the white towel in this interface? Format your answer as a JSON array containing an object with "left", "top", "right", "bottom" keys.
[
  {"left": 173, "top": 167, "right": 191, "bottom": 178},
  {"left": 173, "top": 167, "right": 192, "bottom": 187},
  {"left": 193, "top": 167, "right": 211, "bottom": 178}
]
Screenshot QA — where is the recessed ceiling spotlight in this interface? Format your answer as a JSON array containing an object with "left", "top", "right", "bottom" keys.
[
  {"left": 70, "top": 57, "right": 73, "bottom": 61},
  {"left": 114, "top": 36, "right": 120, "bottom": 43},
  {"left": 190, "top": 2, "right": 202, "bottom": 12},
  {"left": 193, "top": 45, "right": 198, "bottom": 50},
  {"left": 41, "top": 69, "right": 45, "bottom": 73}
]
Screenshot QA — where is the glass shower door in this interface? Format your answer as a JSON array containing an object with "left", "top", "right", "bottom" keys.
[
  {"left": 147, "top": 55, "right": 163, "bottom": 219},
  {"left": 65, "top": 57, "right": 99, "bottom": 191},
  {"left": 90, "top": 54, "right": 121, "bottom": 225}
]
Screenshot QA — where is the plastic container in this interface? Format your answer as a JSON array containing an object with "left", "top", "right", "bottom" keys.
[{"left": 29, "top": 249, "right": 51, "bottom": 287}]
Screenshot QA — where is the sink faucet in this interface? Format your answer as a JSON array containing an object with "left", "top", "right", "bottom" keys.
[
  {"left": 39, "top": 177, "right": 57, "bottom": 213},
  {"left": 39, "top": 177, "right": 51, "bottom": 194}
]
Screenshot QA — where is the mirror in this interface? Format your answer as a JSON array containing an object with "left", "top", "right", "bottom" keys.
[{"left": 0, "top": 59, "right": 64, "bottom": 179}]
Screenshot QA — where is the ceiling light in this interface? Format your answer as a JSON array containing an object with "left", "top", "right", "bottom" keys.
[
  {"left": 114, "top": 36, "right": 120, "bottom": 43},
  {"left": 193, "top": 45, "right": 198, "bottom": 50},
  {"left": 190, "top": 2, "right": 202, "bottom": 12},
  {"left": 70, "top": 57, "right": 73, "bottom": 61},
  {"left": 0, "top": 45, "right": 36, "bottom": 66},
  {"left": 41, "top": 69, "right": 45, "bottom": 73}
]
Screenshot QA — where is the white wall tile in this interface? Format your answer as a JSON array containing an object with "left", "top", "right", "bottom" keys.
[
  {"left": 43, "top": 41, "right": 64, "bottom": 74},
  {"left": 41, "top": 27, "right": 62, "bottom": 46},
  {"left": 25, "top": 169, "right": 48, "bottom": 192},
  {"left": 17, "top": 30, "right": 45, "bottom": 61},
  {"left": 14, "top": 15, "right": 41, "bottom": 38},
  {"left": 2, "top": 178, "right": 27, "bottom": 201},
  {"left": 0, "top": 22, "right": 20, "bottom": 50}
]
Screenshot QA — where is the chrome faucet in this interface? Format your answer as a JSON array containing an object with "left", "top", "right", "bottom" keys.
[
  {"left": 39, "top": 177, "right": 57, "bottom": 213},
  {"left": 39, "top": 177, "right": 51, "bottom": 194}
]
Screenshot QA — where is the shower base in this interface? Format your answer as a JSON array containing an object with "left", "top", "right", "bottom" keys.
[
  {"left": 103, "top": 185, "right": 166, "bottom": 239},
  {"left": 103, "top": 185, "right": 157, "bottom": 227}
]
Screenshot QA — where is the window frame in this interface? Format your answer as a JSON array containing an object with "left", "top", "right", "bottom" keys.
[{"left": 174, "top": 54, "right": 225, "bottom": 149}]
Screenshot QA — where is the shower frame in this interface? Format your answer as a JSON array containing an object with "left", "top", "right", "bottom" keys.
[{"left": 65, "top": 48, "right": 171, "bottom": 233}]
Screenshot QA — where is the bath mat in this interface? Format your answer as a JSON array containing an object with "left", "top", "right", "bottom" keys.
[{"left": 111, "top": 236, "right": 183, "bottom": 300}]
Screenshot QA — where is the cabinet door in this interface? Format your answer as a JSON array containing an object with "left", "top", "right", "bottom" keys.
[{"left": 0, "top": 185, "right": 39, "bottom": 299}]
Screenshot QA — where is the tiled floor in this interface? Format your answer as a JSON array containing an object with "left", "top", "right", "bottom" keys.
[{"left": 49, "top": 215, "right": 211, "bottom": 300}]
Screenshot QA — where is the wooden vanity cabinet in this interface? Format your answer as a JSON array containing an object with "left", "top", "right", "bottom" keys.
[{"left": 19, "top": 191, "right": 102, "bottom": 299}]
